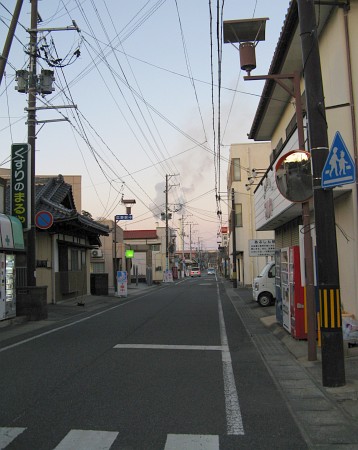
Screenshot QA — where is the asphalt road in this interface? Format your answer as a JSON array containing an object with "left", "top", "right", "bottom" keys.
[{"left": 0, "top": 275, "right": 308, "bottom": 449}]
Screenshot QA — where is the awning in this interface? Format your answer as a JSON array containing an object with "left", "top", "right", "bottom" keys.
[{"left": 0, "top": 213, "right": 25, "bottom": 251}]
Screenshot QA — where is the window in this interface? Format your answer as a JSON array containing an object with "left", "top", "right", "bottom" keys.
[
  {"left": 151, "top": 244, "right": 160, "bottom": 251},
  {"left": 70, "top": 248, "right": 79, "bottom": 271},
  {"left": 235, "top": 203, "right": 243, "bottom": 227},
  {"left": 232, "top": 158, "right": 241, "bottom": 181},
  {"left": 268, "top": 266, "right": 276, "bottom": 278}
]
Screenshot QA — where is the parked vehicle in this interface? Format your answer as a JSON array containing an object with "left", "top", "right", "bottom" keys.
[
  {"left": 253, "top": 262, "right": 276, "bottom": 307},
  {"left": 190, "top": 266, "right": 201, "bottom": 277}
]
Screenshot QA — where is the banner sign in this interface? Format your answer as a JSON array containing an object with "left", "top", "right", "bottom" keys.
[
  {"left": 10, "top": 143, "right": 31, "bottom": 230},
  {"left": 116, "top": 271, "right": 128, "bottom": 297}
]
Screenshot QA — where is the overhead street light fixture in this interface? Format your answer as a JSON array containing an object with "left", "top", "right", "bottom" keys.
[{"left": 223, "top": 18, "right": 268, "bottom": 75}]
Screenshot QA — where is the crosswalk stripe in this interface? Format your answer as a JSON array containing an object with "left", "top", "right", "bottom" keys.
[
  {"left": 53, "top": 429, "right": 118, "bottom": 450},
  {"left": 0, "top": 427, "right": 26, "bottom": 449},
  {"left": 164, "top": 434, "right": 219, "bottom": 449}
]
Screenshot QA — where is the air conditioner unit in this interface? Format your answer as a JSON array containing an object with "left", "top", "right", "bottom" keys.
[{"left": 91, "top": 249, "right": 103, "bottom": 258}]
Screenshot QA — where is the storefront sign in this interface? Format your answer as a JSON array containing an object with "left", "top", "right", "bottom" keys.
[{"left": 10, "top": 143, "right": 31, "bottom": 230}]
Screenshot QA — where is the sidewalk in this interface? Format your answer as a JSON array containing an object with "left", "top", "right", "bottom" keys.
[{"left": 223, "top": 279, "right": 358, "bottom": 449}]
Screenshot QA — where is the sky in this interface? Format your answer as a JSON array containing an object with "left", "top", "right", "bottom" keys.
[{"left": 0, "top": 0, "right": 290, "bottom": 250}]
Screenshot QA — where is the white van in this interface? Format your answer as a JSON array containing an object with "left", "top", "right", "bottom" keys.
[{"left": 252, "top": 262, "right": 276, "bottom": 307}]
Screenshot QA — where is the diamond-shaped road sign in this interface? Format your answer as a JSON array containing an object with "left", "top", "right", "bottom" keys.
[{"left": 322, "top": 131, "right": 356, "bottom": 188}]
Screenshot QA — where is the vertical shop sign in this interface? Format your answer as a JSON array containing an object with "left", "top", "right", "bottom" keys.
[
  {"left": 10, "top": 143, "right": 31, "bottom": 230},
  {"left": 116, "top": 271, "right": 127, "bottom": 297}
]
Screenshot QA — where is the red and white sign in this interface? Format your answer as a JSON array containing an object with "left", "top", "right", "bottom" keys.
[{"left": 35, "top": 211, "right": 54, "bottom": 229}]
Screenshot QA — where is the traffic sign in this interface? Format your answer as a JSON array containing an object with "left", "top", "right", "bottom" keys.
[
  {"left": 35, "top": 210, "right": 54, "bottom": 229},
  {"left": 115, "top": 214, "right": 133, "bottom": 221},
  {"left": 322, "top": 131, "right": 356, "bottom": 188}
]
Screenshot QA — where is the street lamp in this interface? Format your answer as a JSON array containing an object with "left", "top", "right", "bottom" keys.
[{"left": 223, "top": 17, "right": 318, "bottom": 365}]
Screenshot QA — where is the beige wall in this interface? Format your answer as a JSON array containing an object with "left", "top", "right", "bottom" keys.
[
  {"left": 228, "top": 143, "right": 275, "bottom": 286},
  {"left": 36, "top": 233, "right": 53, "bottom": 303}
]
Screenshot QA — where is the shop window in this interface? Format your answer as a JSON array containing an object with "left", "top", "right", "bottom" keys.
[
  {"left": 232, "top": 158, "right": 241, "bottom": 181},
  {"left": 235, "top": 203, "right": 243, "bottom": 227}
]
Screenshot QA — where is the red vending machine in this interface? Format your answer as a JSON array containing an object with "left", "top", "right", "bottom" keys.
[{"left": 289, "top": 246, "right": 307, "bottom": 339}]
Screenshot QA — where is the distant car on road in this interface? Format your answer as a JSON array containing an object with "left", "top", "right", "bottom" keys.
[
  {"left": 190, "top": 267, "right": 201, "bottom": 277},
  {"left": 207, "top": 268, "right": 216, "bottom": 275}
]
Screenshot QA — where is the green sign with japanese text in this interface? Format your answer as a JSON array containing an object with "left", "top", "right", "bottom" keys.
[{"left": 10, "top": 143, "right": 31, "bottom": 230}]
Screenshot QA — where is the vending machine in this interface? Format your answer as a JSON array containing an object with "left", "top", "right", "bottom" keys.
[
  {"left": 289, "top": 246, "right": 306, "bottom": 339},
  {"left": 275, "top": 249, "right": 283, "bottom": 325},
  {"left": 281, "top": 248, "right": 290, "bottom": 333},
  {"left": 0, "top": 253, "right": 16, "bottom": 320}
]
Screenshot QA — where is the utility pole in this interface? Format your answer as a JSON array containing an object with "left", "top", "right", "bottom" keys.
[
  {"left": 231, "top": 188, "right": 237, "bottom": 288},
  {"left": 27, "top": 0, "right": 38, "bottom": 286},
  {"left": 297, "top": 0, "right": 345, "bottom": 387},
  {"left": 189, "top": 224, "right": 192, "bottom": 261},
  {"left": 164, "top": 174, "right": 179, "bottom": 273},
  {"left": 165, "top": 174, "right": 169, "bottom": 271},
  {"left": 0, "top": 0, "right": 24, "bottom": 86}
]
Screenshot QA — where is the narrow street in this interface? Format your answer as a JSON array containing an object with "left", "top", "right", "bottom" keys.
[{"left": 0, "top": 276, "right": 307, "bottom": 449}]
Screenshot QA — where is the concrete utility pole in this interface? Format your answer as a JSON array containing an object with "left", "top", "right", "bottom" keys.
[
  {"left": 0, "top": 0, "right": 24, "bottom": 86},
  {"left": 165, "top": 174, "right": 169, "bottom": 271},
  {"left": 164, "top": 174, "right": 179, "bottom": 272},
  {"left": 189, "top": 224, "right": 192, "bottom": 261},
  {"left": 27, "top": 0, "right": 38, "bottom": 286},
  {"left": 297, "top": 0, "right": 345, "bottom": 387}
]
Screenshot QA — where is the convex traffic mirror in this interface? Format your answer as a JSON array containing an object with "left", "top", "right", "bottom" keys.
[{"left": 275, "top": 150, "right": 313, "bottom": 203}]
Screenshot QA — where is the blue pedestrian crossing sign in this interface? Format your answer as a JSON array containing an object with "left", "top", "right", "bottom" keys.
[{"left": 321, "top": 131, "right": 356, "bottom": 188}]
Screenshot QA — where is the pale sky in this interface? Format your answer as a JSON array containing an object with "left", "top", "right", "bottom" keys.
[{"left": 0, "top": 0, "right": 290, "bottom": 250}]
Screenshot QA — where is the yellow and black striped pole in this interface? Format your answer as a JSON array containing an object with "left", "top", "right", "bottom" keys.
[{"left": 319, "top": 288, "right": 342, "bottom": 330}]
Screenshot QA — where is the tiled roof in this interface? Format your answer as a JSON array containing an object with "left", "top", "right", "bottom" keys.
[
  {"left": 5, "top": 175, "right": 109, "bottom": 245},
  {"left": 124, "top": 230, "right": 157, "bottom": 240}
]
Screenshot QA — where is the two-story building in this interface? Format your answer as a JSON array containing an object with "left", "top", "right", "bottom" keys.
[
  {"left": 245, "top": 1, "right": 358, "bottom": 319},
  {"left": 227, "top": 142, "right": 275, "bottom": 287}
]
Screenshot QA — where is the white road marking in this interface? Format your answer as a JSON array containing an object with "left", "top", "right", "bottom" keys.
[
  {"left": 164, "top": 434, "right": 219, "bottom": 449},
  {"left": 0, "top": 427, "right": 26, "bottom": 449},
  {"left": 217, "top": 284, "right": 245, "bottom": 435},
  {"left": 0, "top": 293, "right": 152, "bottom": 354},
  {"left": 53, "top": 429, "right": 118, "bottom": 450},
  {"left": 114, "top": 344, "right": 225, "bottom": 351}
]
